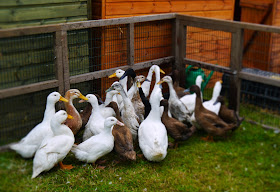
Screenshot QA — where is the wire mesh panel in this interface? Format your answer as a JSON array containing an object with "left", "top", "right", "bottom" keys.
[
  {"left": 134, "top": 20, "right": 172, "bottom": 63},
  {"left": 0, "top": 88, "right": 58, "bottom": 145},
  {"left": 186, "top": 26, "right": 231, "bottom": 68},
  {"left": 0, "top": 33, "right": 55, "bottom": 89}
]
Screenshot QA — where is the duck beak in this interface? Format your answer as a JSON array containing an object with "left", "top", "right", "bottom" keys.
[
  {"left": 160, "top": 68, "right": 165, "bottom": 74},
  {"left": 67, "top": 114, "right": 74, "bottom": 119},
  {"left": 157, "top": 80, "right": 164, "bottom": 85},
  {"left": 105, "top": 87, "right": 114, "bottom": 93},
  {"left": 59, "top": 96, "right": 68, "bottom": 103},
  {"left": 116, "top": 120, "right": 124, "bottom": 126},
  {"left": 213, "top": 101, "right": 219, "bottom": 105},
  {"left": 79, "top": 94, "right": 88, "bottom": 101},
  {"left": 219, "top": 80, "right": 223, "bottom": 84},
  {"left": 109, "top": 73, "right": 116, "bottom": 78},
  {"left": 137, "top": 81, "right": 141, "bottom": 88},
  {"left": 145, "top": 78, "right": 151, "bottom": 82}
]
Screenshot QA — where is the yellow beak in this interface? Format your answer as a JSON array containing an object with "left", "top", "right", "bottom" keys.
[
  {"left": 59, "top": 96, "right": 68, "bottom": 103},
  {"left": 157, "top": 80, "right": 164, "bottom": 85},
  {"left": 109, "top": 73, "right": 116, "bottom": 78},
  {"left": 137, "top": 81, "right": 141, "bottom": 88},
  {"left": 219, "top": 80, "right": 223, "bottom": 84},
  {"left": 160, "top": 68, "right": 165, "bottom": 74},
  {"left": 67, "top": 114, "right": 74, "bottom": 119},
  {"left": 79, "top": 94, "right": 88, "bottom": 101}
]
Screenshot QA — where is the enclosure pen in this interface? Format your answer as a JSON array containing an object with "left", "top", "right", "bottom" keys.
[{"left": 0, "top": 12, "right": 279, "bottom": 148}]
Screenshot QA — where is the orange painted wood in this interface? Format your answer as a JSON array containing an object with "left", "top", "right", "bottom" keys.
[{"left": 105, "top": 1, "right": 233, "bottom": 16}]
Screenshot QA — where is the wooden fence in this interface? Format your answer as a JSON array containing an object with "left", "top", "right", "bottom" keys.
[{"left": 0, "top": 13, "right": 280, "bottom": 144}]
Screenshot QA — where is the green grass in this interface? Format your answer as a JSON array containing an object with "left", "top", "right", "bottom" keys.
[{"left": 0, "top": 121, "right": 279, "bottom": 192}]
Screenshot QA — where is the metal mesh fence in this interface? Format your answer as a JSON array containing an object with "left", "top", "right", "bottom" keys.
[
  {"left": 0, "top": 88, "right": 58, "bottom": 145},
  {"left": 186, "top": 26, "right": 231, "bottom": 67},
  {"left": 0, "top": 33, "right": 55, "bottom": 89},
  {"left": 134, "top": 20, "right": 172, "bottom": 63}
]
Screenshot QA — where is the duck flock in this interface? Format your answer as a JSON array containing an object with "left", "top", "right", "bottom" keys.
[{"left": 10, "top": 65, "right": 244, "bottom": 178}]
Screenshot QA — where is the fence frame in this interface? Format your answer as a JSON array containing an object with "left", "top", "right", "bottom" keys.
[{"left": 0, "top": 13, "right": 280, "bottom": 116}]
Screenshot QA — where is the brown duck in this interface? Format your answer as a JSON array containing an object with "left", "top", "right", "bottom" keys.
[
  {"left": 160, "top": 99, "right": 196, "bottom": 148},
  {"left": 106, "top": 101, "right": 136, "bottom": 161},
  {"left": 64, "top": 89, "right": 88, "bottom": 135},
  {"left": 190, "top": 85, "right": 236, "bottom": 141},
  {"left": 215, "top": 95, "right": 244, "bottom": 131},
  {"left": 172, "top": 69, "right": 189, "bottom": 98}
]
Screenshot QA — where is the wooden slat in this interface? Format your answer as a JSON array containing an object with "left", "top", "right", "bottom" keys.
[
  {"left": 54, "top": 30, "right": 65, "bottom": 95},
  {"left": 177, "top": 14, "right": 280, "bottom": 33},
  {"left": 0, "top": 3, "right": 87, "bottom": 23},
  {"left": 184, "top": 58, "right": 233, "bottom": 74},
  {"left": 105, "top": 1, "right": 233, "bottom": 16},
  {"left": 0, "top": 80, "right": 59, "bottom": 99},
  {"left": 0, "top": 0, "right": 87, "bottom": 6},
  {"left": 239, "top": 71, "right": 280, "bottom": 88},
  {"left": 70, "top": 56, "right": 175, "bottom": 84},
  {"left": 61, "top": 30, "right": 70, "bottom": 92}
]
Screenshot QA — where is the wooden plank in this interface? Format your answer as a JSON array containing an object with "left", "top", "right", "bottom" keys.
[
  {"left": 0, "top": 2, "right": 87, "bottom": 22},
  {"left": 239, "top": 71, "right": 280, "bottom": 88},
  {"left": 184, "top": 58, "right": 233, "bottom": 74},
  {"left": 70, "top": 56, "right": 174, "bottom": 84},
  {"left": 105, "top": 1, "right": 233, "bottom": 16},
  {"left": 177, "top": 13, "right": 280, "bottom": 33},
  {"left": 0, "top": 80, "right": 59, "bottom": 99},
  {"left": 0, "top": 0, "right": 87, "bottom": 6},
  {"left": 63, "top": 13, "right": 176, "bottom": 30}
]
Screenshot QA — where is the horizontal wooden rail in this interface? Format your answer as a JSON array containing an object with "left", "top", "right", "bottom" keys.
[
  {"left": 184, "top": 58, "right": 234, "bottom": 75},
  {"left": 177, "top": 14, "right": 280, "bottom": 34},
  {"left": 239, "top": 71, "right": 280, "bottom": 88},
  {"left": 70, "top": 56, "right": 175, "bottom": 84},
  {"left": 0, "top": 80, "right": 59, "bottom": 99}
]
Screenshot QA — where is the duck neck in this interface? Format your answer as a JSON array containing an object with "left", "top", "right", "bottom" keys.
[
  {"left": 90, "top": 101, "right": 102, "bottom": 118},
  {"left": 161, "top": 105, "right": 169, "bottom": 119},
  {"left": 211, "top": 84, "right": 221, "bottom": 101},
  {"left": 167, "top": 81, "right": 178, "bottom": 100},
  {"left": 105, "top": 92, "right": 114, "bottom": 106},
  {"left": 148, "top": 99, "right": 161, "bottom": 120},
  {"left": 128, "top": 81, "right": 137, "bottom": 99},
  {"left": 43, "top": 101, "right": 56, "bottom": 122},
  {"left": 194, "top": 92, "right": 203, "bottom": 112},
  {"left": 118, "top": 87, "right": 131, "bottom": 107},
  {"left": 119, "top": 76, "right": 128, "bottom": 95}
]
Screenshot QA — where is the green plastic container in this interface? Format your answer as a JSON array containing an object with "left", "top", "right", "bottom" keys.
[{"left": 185, "top": 65, "right": 214, "bottom": 92}]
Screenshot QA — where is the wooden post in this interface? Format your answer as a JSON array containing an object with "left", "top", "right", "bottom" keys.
[
  {"left": 127, "top": 23, "right": 134, "bottom": 89},
  {"left": 173, "top": 18, "right": 186, "bottom": 88},
  {"left": 229, "top": 28, "right": 244, "bottom": 113},
  {"left": 54, "top": 30, "right": 65, "bottom": 95},
  {"left": 61, "top": 30, "right": 70, "bottom": 93}
]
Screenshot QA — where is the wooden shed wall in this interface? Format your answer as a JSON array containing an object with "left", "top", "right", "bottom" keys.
[
  {"left": 96, "top": 0, "right": 236, "bottom": 90},
  {"left": 0, "top": 0, "right": 88, "bottom": 29}
]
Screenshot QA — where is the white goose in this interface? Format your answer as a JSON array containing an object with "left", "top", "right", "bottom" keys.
[
  {"left": 106, "top": 82, "right": 139, "bottom": 140},
  {"left": 203, "top": 80, "right": 222, "bottom": 115},
  {"left": 71, "top": 117, "right": 124, "bottom": 164},
  {"left": 32, "top": 110, "right": 74, "bottom": 178},
  {"left": 10, "top": 92, "right": 68, "bottom": 158},
  {"left": 138, "top": 87, "right": 168, "bottom": 162},
  {"left": 83, "top": 94, "right": 105, "bottom": 141}
]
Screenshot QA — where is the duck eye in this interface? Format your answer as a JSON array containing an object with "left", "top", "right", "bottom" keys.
[{"left": 54, "top": 94, "right": 57, "bottom": 96}]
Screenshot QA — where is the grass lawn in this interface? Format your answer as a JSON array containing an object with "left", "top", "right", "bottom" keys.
[{"left": 0, "top": 121, "right": 279, "bottom": 192}]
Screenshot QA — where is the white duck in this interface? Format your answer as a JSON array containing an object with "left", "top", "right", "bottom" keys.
[
  {"left": 138, "top": 87, "right": 168, "bottom": 162},
  {"left": 179, "top": 75, "right": 203, "bottom": 115},
  {"left": 71, "top": 117, "right": 124, "bottom": 164},
  {"left": 10, "top": 92, "right": 68, "bottom": 158},
  {"left": 94, "top": 94, "right": 116, "bottom": 119},
  {"left": 106, "top": 82, "right": 140, "bottom": 140},
  {"left": 83, "top": 94, "right": 105, "bottom": 141},
  {"left": 141, "top": 65, "right": 165, "bottom": 97},
  {"left": 109, "top": 69, "right": 126, "bottom": 109},
  {"left": 32, "top": 110, "right": 74, "bottom": 178},
  {"left": 158, "top": 76, "right": 191, "bottom": 124},
  {"left": 203, "top": 80, "right": 222, "bottom": 115}
]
